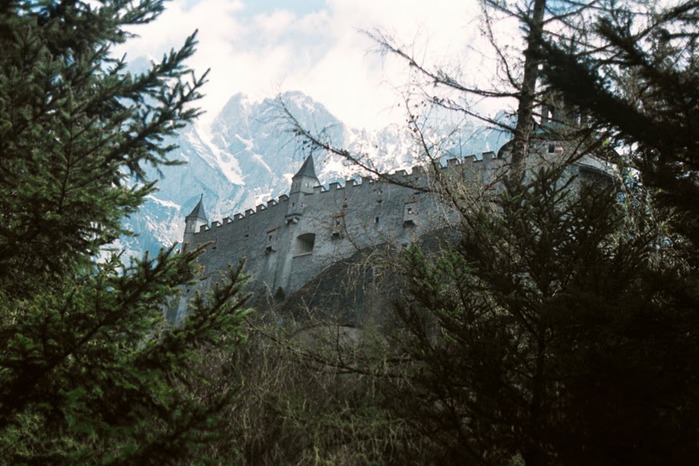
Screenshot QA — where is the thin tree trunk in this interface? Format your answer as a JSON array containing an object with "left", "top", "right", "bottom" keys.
[{"left": 509, "top": 0, "right": 547, "bottom": 178}]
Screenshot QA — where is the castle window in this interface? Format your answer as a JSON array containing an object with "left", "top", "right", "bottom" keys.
[
  {"left": 266, "top": 228, "right": 279, "bottom": 253},
  {"left": 548, "top": 143, "right": 563, "bottom": 154},
  {"left": 404, "top": 200, "right": 417, "bottom": 225},
  {"left": 375, "top": 217, "right": 380, "bottom": 225},
  {"left": 375, "top": 187, "right": 383, "bottom": 203},
  {"left": 295, "top": 233, "right": 316, "bottom": 255},
  {"left": 332, "top": 214, "right": 345, "bottom": 239}
]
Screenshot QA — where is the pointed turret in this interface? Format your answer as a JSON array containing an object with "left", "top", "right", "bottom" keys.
[
  {"left": 287, "top": 155, "right": 319, "bottom": 223},
  {"left": 295, "top": 154, "right": 317, "bottom": 179},
  {"left": 290, "top": 155, "right": 319, "bottom": 195},
  {"left": 186, "top": 195, "right": 208, "bottom": 223},
  {"left": 183, "top": 195, "right": 208, "bottom": 247}
]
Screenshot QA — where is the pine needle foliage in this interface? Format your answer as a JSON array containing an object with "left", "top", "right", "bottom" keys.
[
  {"left": 388, "top": 167, "right": 698, "bottom": 465},
  {"left": 0, "top": 1, "right": 251, "bottom": 462},
  {"left": 540, "top": 0, "right": 699, "bottom": 250}
]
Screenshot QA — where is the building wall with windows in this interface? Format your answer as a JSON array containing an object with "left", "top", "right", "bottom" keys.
[{"left": 169, "top": 144, "right": 610, "bottom": 324}]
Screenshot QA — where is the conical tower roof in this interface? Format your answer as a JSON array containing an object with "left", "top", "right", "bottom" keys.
[
  {"left": 293, "top": 155, "right": 318, "bottom": 180},
  {"left": 186, "top": 195, "right": 207, "bottom": 222}
]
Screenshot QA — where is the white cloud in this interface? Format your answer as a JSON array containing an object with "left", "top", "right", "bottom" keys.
[{"left": 116, "top": 0, "right": 501, "bottom": 130}]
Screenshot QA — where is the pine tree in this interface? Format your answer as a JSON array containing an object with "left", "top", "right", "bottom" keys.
[
  {"left": 540, "top": 0, "right": 699, "bottom": 248},
  {"left": 386, "top": 166, "right": 698, "bottom": 465},
  {"left": 0, "top": 1, "right": 250, "bottom": 462},
  {"left": 537, "top": 4, "right": 699, "bottom": 461}
]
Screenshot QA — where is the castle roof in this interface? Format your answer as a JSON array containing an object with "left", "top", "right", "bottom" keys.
[
  {"left": 293, "top": 155, "right": 318, "bottom": 180},
  {"left": 186, "top": 195, "right": 207, "bottom": 222}
]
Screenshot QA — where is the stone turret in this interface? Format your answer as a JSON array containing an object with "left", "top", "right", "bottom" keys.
[
  {"left": 286, "top": 155, "right": 319, "bottom": 223},
  {"left": 183, "top": 195, "right": 207, "bottom": 248},
  {"left": 540, "top": 93, "right": 581, "bottom": 131}
]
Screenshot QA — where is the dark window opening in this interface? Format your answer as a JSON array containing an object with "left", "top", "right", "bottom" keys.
[
  {"left": 404, "top": 202, "right": 417, "bottom": 226},
  {"left": 295, "top": 233, "right": 316, "bottom": 255},
  {"left": 332, "top": 214, "right": 344, "bottom": 239}
]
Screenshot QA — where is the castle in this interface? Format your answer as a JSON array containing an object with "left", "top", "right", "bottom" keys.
[{"left": 167, "top": 138, "right": 609, "bottom": 324}]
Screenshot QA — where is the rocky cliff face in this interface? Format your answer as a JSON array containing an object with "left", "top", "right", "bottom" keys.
[{"left": 117, "top": 91, "right": 507, "bottom": 258}]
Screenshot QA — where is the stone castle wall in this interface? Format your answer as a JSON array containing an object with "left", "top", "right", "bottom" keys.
[
  {"left": 168, "top": 151, "right": 507, "bottom": 323},
  {"left": 169, "top": 144, "right": 610, "bottom": 324}
]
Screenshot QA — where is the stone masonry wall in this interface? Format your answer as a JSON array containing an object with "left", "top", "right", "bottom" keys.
[{"left": 169, "top": 146, "right": 610, "bottom": 324}]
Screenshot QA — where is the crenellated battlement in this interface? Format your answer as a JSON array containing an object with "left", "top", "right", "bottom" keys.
[{"left": 191, "top": 151, "right": 501, "bottom": 233}]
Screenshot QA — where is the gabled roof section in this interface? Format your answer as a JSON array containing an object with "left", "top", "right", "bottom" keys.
[
  {"left": 293, "top": 155, "right": 318, "bottom": 180},
  {"left": 186, "top": 195, "right": 207, "bottom": 222}
]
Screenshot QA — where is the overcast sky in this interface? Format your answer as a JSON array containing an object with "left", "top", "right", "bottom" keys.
[{"left": 118, "top": 0, "right": 498, "bottom": 130}]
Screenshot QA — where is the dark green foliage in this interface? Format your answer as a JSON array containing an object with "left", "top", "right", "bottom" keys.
[
  {"left": 535, "top": 3, "right": 699, "bottom": 462},
  {"left": 0, "top": 0, "right": 203, "bottom": 293},
  {"left": 387, "top": 168, "right": 699, "bottom": 465},
  {"left": 0, "top": 1, "right": 250, "bottom": 462},
  {"left": 540, "top": 0, "right": 699, "bottom": 248}
]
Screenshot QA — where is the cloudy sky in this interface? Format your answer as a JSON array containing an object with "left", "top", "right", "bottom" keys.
[{"left": 118, "top": 0, "right": 500, "bottom": 130}]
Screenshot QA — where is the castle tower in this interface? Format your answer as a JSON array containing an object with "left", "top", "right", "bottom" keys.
[
  {"left": 540, "top": 92, "right": 580, "bottom": 131},
  {"left": 286, "top": 155, "right": 319, "bottom": 224},
  {"left": 183, "top": 195, "right": 207, "bottom": 248}
]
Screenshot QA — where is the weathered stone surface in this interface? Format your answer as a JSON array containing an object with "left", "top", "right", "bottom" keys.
[{"left": 171, "top": 145, "right": 611, "bottom": 324}]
